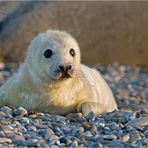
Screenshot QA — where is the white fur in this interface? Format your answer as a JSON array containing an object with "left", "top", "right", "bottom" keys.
[{"left": 0, "top": 30, "right": 117, "bottom": 116}]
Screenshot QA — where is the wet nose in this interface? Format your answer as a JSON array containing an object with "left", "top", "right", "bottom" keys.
[{"left": 58, "top": 65, "right": 72, "bottom": 73}]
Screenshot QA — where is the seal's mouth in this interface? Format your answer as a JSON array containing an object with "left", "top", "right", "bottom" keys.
[{"left": 60, "top": 73, "right": 72, "bottom": 79}]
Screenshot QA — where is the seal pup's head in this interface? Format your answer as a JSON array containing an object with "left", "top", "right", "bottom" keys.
[{"left": 26, "top": 30, "right": 81, "bottom": 83}]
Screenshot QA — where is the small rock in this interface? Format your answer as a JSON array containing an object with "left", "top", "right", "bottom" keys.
[
  {"left": 125, "top": 116, "right": 148, "bottom": 127},
  {"left": 129, "top": 130, "right": 142, "bottom": 141},
  {"left": 26, "top": 139, "right": 38, "bottom": 147},
  {"left": 86, "top": 111, "right": 95, "bottom": 122},
  {"left": 66, "top": 113, "right": 83, "bottom": 119},
  {"left": 144, "top": 138, "right": 148, "bottom": 146},
  {"left": 0, "top": 111, "right": 6, "bottom": 116},
  {"left": 68, "top": 140, "right": 78, "bottom": 147},
  {"left": 28, "top": 114, "right": 37, "bottom": 118},
  {"left": 21, "top": 117, "right": 30, "bottom": 124},
  {"left": 0, "top": 131, "right": 5, "bottom": 137},
  {"left": 60, "top": 136, "right": 72, "bottom": 144},
  {"left": 12, "top": 135, "right": 25, "bottom": 145},
  {"left": 81, "top": 122, "right": 91, "bottom": 129},
  {"left": 13, "top": 107, "right": 27, "bottom": 116},
  {"left": 121, "top": 133, "right": 130, "bottom": 142},
  {"left": 81, "top": 131, "right": 92, "bottom": 137},
  {"left": 0, "top": 106, "right": 12, "bottom": 114},
  {"left": 98, "top": 122, "right": 105, "bottom": 128},
  {"left": 53, "top": 126, "right": 64, "bottom": 135},
  {"left": 31, "top": 132, "right": 42, "bottom": 140},
  {"left": 26, "top": 125, "right": 37, "bottom": 131},
  {"left": 0, "top": 138, "right": 12, "bottom": 143},
  {"left": 37, "top": 128, "right": 54, "bottom": 137},
  {"left": 46, "top": 135, "right": 59, "bottom": 145},
  {"left": 66, "top": 113, "right": 86, "bottom": 123},
  {"left": 102, "top": 134, "right": 117, "bottom": 140}
]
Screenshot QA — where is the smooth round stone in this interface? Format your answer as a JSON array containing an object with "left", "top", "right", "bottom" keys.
[
  {"left": 50, "top": 115, "right": 66, "bottom": 122},
  {"left": 40, "top": 142, "right": 50, "bottom": 147},
  {"left": 26, "top": 139, "right": 38, "bottom": 147},
  {"left": 24, "top": 134, "right": 31, "bottom": 140},
  {"left": 102, "top": 134, "right": 117, "bottom": 140},
  {"left": 86, "top": 112, "right": 95, "bottom": 122},
  {"left": 26, "top": 125, "right": 37, "bottom": 131},
  {"left": 72, "top": 126, "right": 84, "bottom": 136},
  {"left": 0, "top": 131, "right": 5, "bottom": 137},
  {"left": 12, "top": 135, "right": 25, "bottom": 145},
  {"left": 34, "top": 124, "right": 48, "bottom": 129},
  {"left": 53, "top": 127, "right": 64, "bottom": 135},
  {"left": 109, "top": 122, "right": 120, "bottom": 130},
  {"left": 28, "top": 114, "right": 37, "bottom": 118},
  {"left": 0, "top": 138, "right": 12, "bottom": 144},
  {"left": 60, "top": 137, "right": 72, "bottom": 144},
  {"left": 37, "top": 128, "right": 54, "bottom": 137},
  {"left": 129, "top": 131, "right": 141, "bottom": 141},
  {"left": 81, "top": 122, "right": 91, "bottom": 129},
  {"left": 97, "top": 122, "right": 105, "bottom": 128},
  {"left": 144, "top": 138, "right": 148, "bottom": 146},
  {"left": 0, "top": 106, "right": 12, "bottom": 114},
  {"left": 121, "top": 134, "right": 130, "bottom": 142},
  {"left": 13, "top": 121, "right": 21, "bottom": 126},
  {"left": 31, "top": 133, "right": 42, "bottom": 140},
  {"left": 13, "top": 107, "right": 27, "bottom": 116},
  {"left": 0, "top": 119, "right": 10, "bottom": 125},
  {"left": 67, "top": 140, "right": 78, "bottom": 147},
  {"left": 0, "top": 111, "right": 6, "bottom": 116},
  {"left": 66, "top": 113, "right": 83, "bottom": 119},
  {"left": 46, "top": 135, "right": 59, "bottom": 145},
  {"left": 21, "top": 117, "right": 30, "bottom": 124},
  {"left": 81, "top": 131, "right": 92, "bottom": 137}
]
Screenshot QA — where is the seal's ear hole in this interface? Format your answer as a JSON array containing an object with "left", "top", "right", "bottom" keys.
[
  {"left": 44, "top": 49, "right": 53, "bottom": 58},
  {"left": 70, "top": 48, "right": 75, "bottom": 57}
]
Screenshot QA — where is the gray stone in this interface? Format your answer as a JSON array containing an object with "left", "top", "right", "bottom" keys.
[
  {"left": 46, "top": 135, "right": 59, "bottom": 145},
  {"left": 12, "top": 135, "right": 25, "bottom": 145},
  {"left": 26, "top": 125, "right": 37, "bottom": 131},
  {"left": 13, "top": 107, "right": 27, "bottom": 116},
  {"left": 37, "top": 128, "right": 54, "bottom": 137}
]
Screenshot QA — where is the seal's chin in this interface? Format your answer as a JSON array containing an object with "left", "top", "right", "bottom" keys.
[{"left": 49, "top": 72, "right": 73, "bottom": 81}]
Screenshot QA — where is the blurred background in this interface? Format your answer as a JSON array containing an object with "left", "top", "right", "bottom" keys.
[{"left": 0, "top": 1, "right": 148, "bottom": 66}]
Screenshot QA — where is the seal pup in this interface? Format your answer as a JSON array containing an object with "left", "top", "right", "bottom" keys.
[{"left": 0, "top": 30, "right": 117, "bottom": 116}]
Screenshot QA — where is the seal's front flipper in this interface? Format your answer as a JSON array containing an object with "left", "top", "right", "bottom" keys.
[{"left": 76, "top": 101, "right": 107, "bottom": 116}]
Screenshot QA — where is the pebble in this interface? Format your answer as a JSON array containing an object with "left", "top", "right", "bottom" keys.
[
  {"left": 0, "top": 63, "right": 147, "bottom": 147},
  {"left": 26, "top": 125, "right": 37, "bottom": 131},
  {"left": 121, "top": 133, "right": 130, "bottom": 142},
  {"left": 125, "top": 116, "right": 148, "bottom": 127},
  {"left": 37, "top": 128, "right": 54, "bottom": 137},
  {"left": 13, "top": 107, "right": 27, "bottom": 116},
  {"left": 81, "top": 122, "right": 91, "bottom": 129},
  {"left": 102, "top": 134, "right": 117, "bottom": 140},
  {"left": 0, "top": 138, "right": 12, "bottom": 143},
  {"left": 12, "top": 135, "right": 25, "bottom": 145}
]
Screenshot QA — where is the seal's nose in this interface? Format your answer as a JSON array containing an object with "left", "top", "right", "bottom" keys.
[{"left": 59, "top": 65, "right": 72, "bottom": 73}]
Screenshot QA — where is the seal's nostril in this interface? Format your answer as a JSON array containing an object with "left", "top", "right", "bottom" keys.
[
  {"left": 59, "top": 65, "right": 65, "bottom": 73},
  {"left": 67, "top": 65, "right": 72, "bottom": 70}
]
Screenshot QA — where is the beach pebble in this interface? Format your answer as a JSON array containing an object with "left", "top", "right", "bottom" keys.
[{"left": 13, "top": 107, "right": 27, "bottom": 116}]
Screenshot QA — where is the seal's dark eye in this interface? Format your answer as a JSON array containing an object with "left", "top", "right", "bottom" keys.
[
  {"left": 70, "top": 48, "right": 75, "bottom": 57},
  {"left": 44, "top": 49, "right": 53, "bottom": 58}
]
